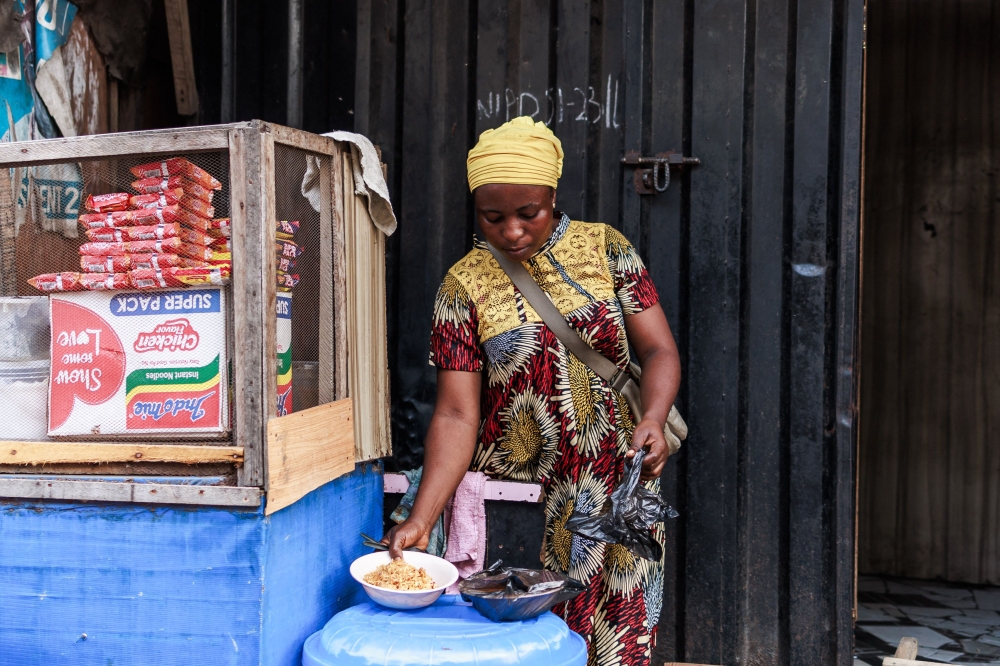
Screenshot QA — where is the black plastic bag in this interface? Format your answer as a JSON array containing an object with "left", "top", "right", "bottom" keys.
[
  {"left": 564, "top": 449, "right": 679, "bottom": 561},
  {"left": 459, "top": 561, "right": 587, "bottom": 622}
]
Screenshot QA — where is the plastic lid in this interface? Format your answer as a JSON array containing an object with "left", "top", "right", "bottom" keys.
[
  {"left": 303, "top": 595, "right": 588, "bottom": 666},
  {"left": 0, "top": 359, "right": 49, "bottom": 380}
]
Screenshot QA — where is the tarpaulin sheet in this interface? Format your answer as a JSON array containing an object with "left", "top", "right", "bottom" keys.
[{"left": 0, "top": 464, "right": 382, "bottom": 666}]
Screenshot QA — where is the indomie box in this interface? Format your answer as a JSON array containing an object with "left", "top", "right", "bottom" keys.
[
  {"left": 48, "top": 287, "right": 229, "bottom": 437},
  {"left": 276, "top": 293, "right": 292, "bottom": 416}
]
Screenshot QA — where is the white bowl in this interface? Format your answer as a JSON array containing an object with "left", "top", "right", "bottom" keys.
[{"left": 350, "top": 551, "right": 459, "bottom": 610}]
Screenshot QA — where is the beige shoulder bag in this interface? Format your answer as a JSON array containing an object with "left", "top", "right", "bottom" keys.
[{"left": 487, "top": 243, "right": 688, "bottom": 455}]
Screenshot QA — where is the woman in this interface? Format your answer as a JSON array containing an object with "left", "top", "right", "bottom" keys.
[{"left": 387, "top": 116, "right": 682, "bottom": 666}]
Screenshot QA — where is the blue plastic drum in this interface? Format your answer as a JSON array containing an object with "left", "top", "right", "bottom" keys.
[{"left": 303, "top": 595, "right": 588, "bottom": 666}]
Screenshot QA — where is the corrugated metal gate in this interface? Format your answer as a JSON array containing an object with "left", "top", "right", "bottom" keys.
[{"left": 355, "top": 0, "right": 863, "bottom": 663}]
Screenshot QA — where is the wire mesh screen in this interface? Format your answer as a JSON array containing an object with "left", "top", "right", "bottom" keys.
[
  {"left": 273, "top": 144, "right": 324, "bottom": 415},
  {"left": 0, "top": 151, "right": 233, "bottom": 440}
]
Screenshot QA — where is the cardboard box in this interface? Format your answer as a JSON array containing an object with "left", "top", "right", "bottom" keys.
[
  {"left": 276, "top": 293, "right": 292, "bottom": 416},
  {"left": 48, "top": 287, "right": 229, "bottom": 437}
]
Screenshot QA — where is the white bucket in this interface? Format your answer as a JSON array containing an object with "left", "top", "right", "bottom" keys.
[
  {"left": 0, "top": 359, "right": 50, "bottom": 440},
  {"left": 0, "top": 296, "right": 49, "bottom": 361}
]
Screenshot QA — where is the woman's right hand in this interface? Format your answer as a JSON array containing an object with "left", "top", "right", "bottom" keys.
[{"left": 383, "top": 518, "right": 432, "bottom": 558}]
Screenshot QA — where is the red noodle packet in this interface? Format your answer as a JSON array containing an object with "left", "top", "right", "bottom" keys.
[
  {"left": 85, "top": 223, "right": 181, "bottom": 243},
  {"left": 131, "top": 175, "right": 216, "bottom": 204},
  {"left": 28, "top": 272, "right": 82, "bottom": 292},
  {"left": 79, "top": 237, "right": 185, "bottom": 256},
  {"left": 85, "top": 192, "right": 130, "bottom": 213},
  {"left": 129, "top": 266, "right": 231, "bottom": 290},
  {"left": 131, "top": 192, "right": 215, "bottom": 220},
  {"left": 130, "top": 158, "right": 222, "bottom": 190},
  {"left": 79, "top": 273, "right": 131, "bottom": 291}
]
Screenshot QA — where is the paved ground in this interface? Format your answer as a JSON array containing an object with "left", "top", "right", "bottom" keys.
[{"left": 856, "top": 575, "right": 1000, "bottom": 664}]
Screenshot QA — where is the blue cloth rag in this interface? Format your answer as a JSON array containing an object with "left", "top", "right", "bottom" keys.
[{"left": 389, "top": 468, "right": 447, "bottom": 557}]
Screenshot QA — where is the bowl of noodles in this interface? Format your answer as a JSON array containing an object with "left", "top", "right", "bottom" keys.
[{"left": 350, "top": 551, "right": 459, "bottom": 610}]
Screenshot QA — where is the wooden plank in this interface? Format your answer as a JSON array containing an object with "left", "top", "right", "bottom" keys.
[
  {"left": 597, "top": 1, "right": 625, "bottom": 233},
  {"left": 0, "top": 478, "right": 261, "bottom": 507},
  {"left": 1, "top": 443, "right": 242, "bottom": 465},
  {"left": 646, "top": 1, "right": 685, "bottom": 659},
  {"left": 728, "top": 0, "right": 792, "bottom": 661},
  {"left": 618, "top": 0, "right": 643, "bottom": 242},
  {"left": 230, "top": 125, "right": 266, "bottom": 488},
  {"left": 344, "top": 151, "right": 391, "bottom": 461},
  {"left": 395, "top": 0, "right": 472, "bottom": 467},
  {"left": 264, "top": 398, "right": 355, "bottom": 515},
  {"left": 164, "top": 0, "right": 199, "bottom": 115},
  {"left": 384, "top": 473, "right": 543, "bottom": 503},
  {"left": 835, "top": 0, "right": 865, "bottom": 655},
  {"left": 0, "top": 462, "right": 235, "bottom": 477},
  {"left": 516, "top": 0, "right": 550, "bottom": 115},
  {"left": 332, "top": 146, "right": 349, "bottom": 401},
  {"left": 271, "top": 123, "right": 338, "bottom": 155},
  {"left": 260, "top": 128, "right": 278, "bottom": 469},
  {"left": 474, "top": 0, "right": 508, "bottom": 137},
  {"left": 684, "top": 0, "right": 748, "bottom": 660},
  {"left": 554, "top": 0, "right": 591, "bottom": 219},
  {"left": 788, "top": 0, "right": 837, "bottom": 660},
  {"left": 318, "top": 154, "right": 335, "bottom": 405},
  {"left": 0, "top": 124, "right": 239, "bottom": 167}
]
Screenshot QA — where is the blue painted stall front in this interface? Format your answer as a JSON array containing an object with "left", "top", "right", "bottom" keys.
[{"left": 0, "top": 464, "right": 382, "bottom": 666}]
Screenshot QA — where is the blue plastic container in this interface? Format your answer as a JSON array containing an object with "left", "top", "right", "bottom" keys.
[{"left": 302, "top": 595, "right": 588, "bottom": 666}]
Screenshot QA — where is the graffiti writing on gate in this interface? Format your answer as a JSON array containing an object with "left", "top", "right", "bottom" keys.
[{"left": 477, "top": 76, "right": 622, "bottom": 130}]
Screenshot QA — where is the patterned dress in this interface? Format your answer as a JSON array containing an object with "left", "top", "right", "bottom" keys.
[{"left": 429, "top": 214, "right": 665, "bottom": 666}]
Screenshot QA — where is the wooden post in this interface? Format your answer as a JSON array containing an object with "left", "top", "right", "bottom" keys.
[
  {"left": 230, "top": 123, "right": 265, "bottom": 488},
  {"left": 318, "top": 155, "right": 335, "bottom": 405},
  {"left": 331, "top": 145, "right": 349, "bottom": 401},
  {"left": 164, "top": 0, "right": 199, "bottom": 116}
]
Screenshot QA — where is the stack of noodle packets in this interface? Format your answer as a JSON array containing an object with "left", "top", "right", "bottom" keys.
[{"left": 29, "top": 157, "right": 233, "bottom": 293}]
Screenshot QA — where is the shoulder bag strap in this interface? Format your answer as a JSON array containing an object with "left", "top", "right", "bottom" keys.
[{"left": 486, "top": 242, "right": 646, "bottom": 420}]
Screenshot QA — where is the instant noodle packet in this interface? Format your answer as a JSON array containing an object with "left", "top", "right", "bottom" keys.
[
  {"left": 79, "top": 238, "right": 185, "bottom": 256},
  {"left": 79, "top": 273, "right": 131, "bottom": 291},
  {"left": 131, "top": 192, "right": 215, "bottom": 220},
  {"left": 276, "top": 256, "right": 297, "bottom": 273},
  {"left": 177, "top": 226, "right": 215, "bottom": 247},
  {"left": 181, "top": 215, "right": 230, "bottom": 235},
  {"left": 85, "top": 223, "right": 182, "bottom": 243},
  {"left": 28, "top": 272, "right": 83, "bottom": 292},
  {"left": 277, "top": 272, "right": 300, "bottom": 290},
  {"left": 81, "top": 254, "right": 207, "bottom": 273},
  {"left": 78, "top": 205, "right": 184, "bottom": 229},
  {"left": 132, "top": 175, "right": 216, "bottom": 204},
  {"left": 178, "top": 243, "right": 231, "bottom": 263},
  {"left": 85, "top": 192, "right": 130, "bottom": 213},
  {"left": 276, "top": 240, "right": 304, "bottom": 259},
  {"left": 130, "top": 157, "right": 223, "bottom": 190},
  {"left": 206, "top": 220, "right": 232, "bottom": 238},
  {"left": 129, "top": 266, "right": 231, "bottom": 290},
  {"left": 276, "top": 220, "right": 300, "bottom": 240},
  {"left": 81, "top": 256, "right": 134, "bottom": 273}
]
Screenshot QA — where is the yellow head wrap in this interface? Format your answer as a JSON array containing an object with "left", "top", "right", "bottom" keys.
[{"left": 467, "top": 116, "right": 564, "bottom": 192}]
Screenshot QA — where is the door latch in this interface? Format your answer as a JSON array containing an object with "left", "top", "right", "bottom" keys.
[{"left": 621, "top": 150, "right": 700, "bottom": 194}]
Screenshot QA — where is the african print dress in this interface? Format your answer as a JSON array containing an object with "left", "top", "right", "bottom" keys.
[{"left": 429, "top": 214, "right": 665, "bottom": 666}]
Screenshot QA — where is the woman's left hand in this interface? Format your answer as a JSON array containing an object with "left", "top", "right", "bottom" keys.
[{"left": 628, "top": 417, "right": 669, "bottom": 481}]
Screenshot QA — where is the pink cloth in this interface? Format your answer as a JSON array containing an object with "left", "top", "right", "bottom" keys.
[{"left": 444, "top": 471, "right": 488, "bottom": 594}]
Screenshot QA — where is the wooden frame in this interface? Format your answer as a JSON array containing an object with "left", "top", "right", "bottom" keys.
[{"left": 0, "top": 121, "right": 392, "bottom": 508}]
